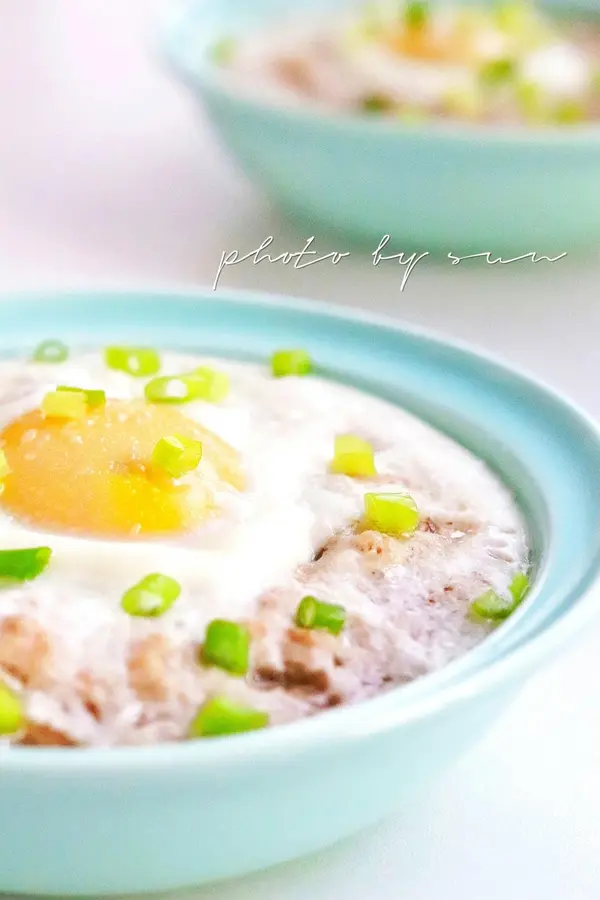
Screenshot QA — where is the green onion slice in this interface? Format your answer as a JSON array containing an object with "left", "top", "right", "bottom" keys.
[
  {"left": 0, "top": 683, "right": 24, "bottom": 736},
  {"left": 191, "top": 367, "right": 230, "bottom": 402},
  {"left": 363, "top": 492, "right": 419, "bottom": 536},
  {"left": 121, "top": 573, "right": 181, "bottom": 618},
  {"left": 189, "top": 696, "right": 269, "bottom": 738},
  {"left": 152, "top": 434, "right": 203, "bottom": 479},
  {"left": 0, "top": 547, "right": 52, "bottom": 582},
  {"left": 553, "top": 99, "right": 585, "bottom": 125},
  {"left": 271, "top": 349, "right": 312, "bottom": 378},
  {"left": 57, "top": 385, "right": 106, "bottom": 409},
  {"left": 32, "top": 340, "right": 69, "bottom": 364},
  {"left": 480, "top": 57, "right": 516, "bottom": 86},
  {"left": 494, "top": 0, "right": 538, "bottom": 35},
  {"left": 404, "top": 0, "right": 428, "bottom": 29},
  {"left": 509, "top": 572, "right": 530, "bottom": 604},
  {"left": 145, "top": 368, "right": 229, "bottom": 405},
  {"left": 295, "top": 596, "right": 346, "bottom": 636},
  {"left": 444, "top": 85, "right": 484, "bottom": 118},
  {"left": 331, "top": 434, "right": 376, "bottom": 478},
  {"left": 515, "top": 79, "right": 546, "bottom": 122},
  {"left": 397, "top": 106, "right": 428, "bottom": 124},
  {"left": 201, "top": 619, "right": 250, "bottom": 676},
  {"left": 105, "top": 346, "right": 161, "bottom": 377},
  {"left": 470, "top": 589, "right": 513, "bottom": 621},
  {"left": 471, "top": 573, "right": 530, "bottom": 622},
  {"left": 361, "top": 94, "right": 393, "bottom": 113},
  {"left": 145, "top": 375, "right": 198, "bottom": 404},
  {"left": 41, "top": 389, "right": 87, "bottom": 420}
]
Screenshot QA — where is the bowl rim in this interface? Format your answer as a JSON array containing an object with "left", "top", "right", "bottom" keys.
[
  {"left": 1, "top": 285, "right": 599, "bottom": 773},
  {"left": 161, "top": 0, "right": 600, "bottom": 149}
]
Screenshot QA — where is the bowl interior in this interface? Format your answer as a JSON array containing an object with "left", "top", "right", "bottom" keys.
[
  {"left": 1, "top": 288, "right": 599, "bottom": 711},
  {"left": 165, "top": 0, "right": 600, "bottom": 90}
]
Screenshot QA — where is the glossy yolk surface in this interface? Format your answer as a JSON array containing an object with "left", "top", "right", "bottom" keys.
[{"left": 0, "top": 400, "right": 245, "bottom": 538}]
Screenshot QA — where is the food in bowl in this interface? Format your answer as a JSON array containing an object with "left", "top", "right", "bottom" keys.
[
  {"left": 0, "top": 342, "right": 529, "bottom": 747},
  {"left": 213, "top": 0, "right": 600, "bottom": 126}
]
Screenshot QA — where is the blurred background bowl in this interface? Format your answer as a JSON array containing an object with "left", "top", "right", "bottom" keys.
[{"left": 163, "top": 0, "right": 600, "bottom": 255}]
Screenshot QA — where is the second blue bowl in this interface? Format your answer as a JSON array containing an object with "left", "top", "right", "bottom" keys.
[{"left": 163, "top": 0, "right": 600, "bottom": 254}]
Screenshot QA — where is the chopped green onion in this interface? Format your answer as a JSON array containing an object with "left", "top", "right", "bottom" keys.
[
  {"left": 0, "top": 683, "right": 24, "bottom": 736},
  {"left": 363, "top": 492, "right": 419, "bottom": 536},
  {"left": 553, "top": 99, "right": 585, "bottom": 125},
  {"left": 480, "top": 58, "right": 516, "bottom": 86},
  {"left": 331, "top": 434, "right": 376, "bottom": 478},
  {"left": 271, "top": 349, "right": 312, "bottom": 378},
  {"left": 0, "top": 547, "right": 51, "bottom": 582},
  {"left": 361, "top": 94, "right": 393, "bottom": 113},
  {"left": 211, "top": 36, "right": 237, "bottom": 63},
  {"left": 121, "top": 573, "right": 181, "bottom": 618},
  {"left": 397, "top": 106, "right": 428, "bottom": 124},
  {"left": 295, "top": 596, "right": 346, "bottom": 636},
  {"left": 404, "top": 0, "right": 428, "bottom": 29},
  {"left": 57, "top": 385, "right": 106, "bottom": 409},
  {"left": 470, "top": 588, "right": 514, "bottom": 620},
  {"left": 0, "top": 450, "right": 10, "bottom": 480},
  {"left": 41, "top": 389, "right": 87, "bottom": 420},
  {"left": 201, "top": 619, "right": 250, "bottom": 676},
  {"left": 509, "top": 572, "right": 530, "bottom": 604},
  {"left": 151, "top": 434, "right": 203, "bottom": 479},
  {"left": 444, "top": 85, "right": 484, "bottom": 119},
  {"left": 32, "top": 340, "right": 69, "bottom": 364},
  {"left": 515, "top": 79, "right": 546, "bottom": 122},
  {"left": 494, "top": 0, "right": 538, "bottom": 35},
  {"left": 145, "top": 374, "right": 198, "bottom": 404},
  {"left": 190, "top": 367, "right": 230, "bottom": 402},
  {"left": 105, "top": 346, "right": 160, "bottom": 377},
  {"left": 189, "top": 696, "right": 269, "bottom": 738},
  {"left": 145, "top": 368, "right": 229, "bottom": 405},
  {"left": 472, "top": 572, "right": 530, "bottom": 621}
]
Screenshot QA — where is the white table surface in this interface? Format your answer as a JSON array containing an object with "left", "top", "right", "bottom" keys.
[{"left": 1, "top": 2, "right": 600, "bottom": 898}]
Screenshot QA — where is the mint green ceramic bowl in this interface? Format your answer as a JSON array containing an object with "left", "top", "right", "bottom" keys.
[
  {"left": 164, "top": 0, "right": 600, "bottom": 254},
  {"left": 0, "top": 289, "right": 599, "bottom": 896}
]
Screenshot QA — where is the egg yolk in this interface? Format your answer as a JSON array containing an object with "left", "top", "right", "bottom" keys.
[
  {"left": 0, "top": 400, "right": 245, "bottom": 539},
  {"left": 387, "top": 17, "right": 485, "bottom": 63}
]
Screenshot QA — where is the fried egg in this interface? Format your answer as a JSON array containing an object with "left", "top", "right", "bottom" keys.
[{"left": 0, "top": 352, "right": 367, "bottom": 621}]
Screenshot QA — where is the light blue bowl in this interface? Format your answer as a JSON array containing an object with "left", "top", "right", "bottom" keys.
[
  {"left": 163, "top": 0, "right": 600, "bottom": 254},
  {"left": 1, "top": 289, "right": 600, "bottom": 896}
]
